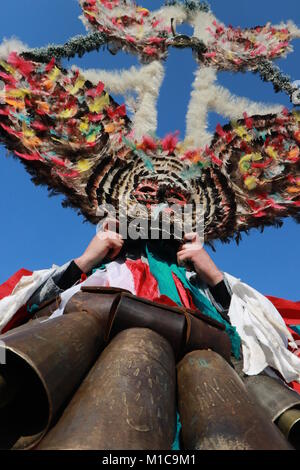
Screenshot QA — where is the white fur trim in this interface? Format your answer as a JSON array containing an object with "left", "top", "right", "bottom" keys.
[
  {"left": 0, "top": 37, "right": 29, "bottom": 60},
  {"left": 185, "top": 66, "right": 284, "bottom": 147},
  {"left": 189, "top": 10, "right": 220, "bottom": 44},
  {"left": 77, "top": 62, "right": 165, "bottom": 138}
]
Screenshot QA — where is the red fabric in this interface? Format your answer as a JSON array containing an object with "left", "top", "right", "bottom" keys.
[
  {"left": 125, "top": 258, "right": 200, "bottom": 310},
  {"left": 0, "top": 268, "right": 32, "bottom": 333},
  {"left": 0, "top": 268, "right": 32, "bottom": 300},
  {"left": 152, "top": 295, "right": 178, "bottom": 308},
  {"left": 126, "top": 259, "right": 160, "bottom": 300},
  {"left": 267, "top": 295, "right": 300, "bottom": 396},
  {"left": 2, "top": 305, "right": 29, "bottom": 334},
  {"left": 172, "top": 273, "right": 197, "bottom": 310},
  {"left": 267, "top": 296, "right": 300, "bottom": 325},
  {"left": 291, "top": 381, "right": 300, "bottom": 395},
  {"left": 125, "top": 259, "right": 180, "bottom": 308}
]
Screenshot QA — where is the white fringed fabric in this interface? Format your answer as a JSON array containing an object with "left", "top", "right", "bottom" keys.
[
  {"left": 226, "top": 273, "right": 300, "bottom": 384},
  {"left": 0, "top": 267, "right": 55, "bottom": 333}
]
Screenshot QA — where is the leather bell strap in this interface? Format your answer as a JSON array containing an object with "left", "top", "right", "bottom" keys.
[
  {"left": 179, "top": 308, "right": 192, "bottom": 344},
  {"left": 105, "top": 293, "right": 187, "bottom": 357},
  {"left": 33, "top": 295, "right": 62, "bottom": 319},
  {"left": 81, "top": 286, "right": 129, "bottom": 343},
  {"left": 79, "top": 286, "right": 228, "bottom": 359}
]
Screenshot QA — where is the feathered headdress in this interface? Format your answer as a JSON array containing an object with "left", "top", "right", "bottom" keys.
[{"left": 0, "top": 0, "right": 299, "bottom": 242}]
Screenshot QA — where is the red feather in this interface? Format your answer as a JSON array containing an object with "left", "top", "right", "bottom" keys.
[
  {"left": 86, "top": 81, "right": 105, "bottom": 98},
  {"left": 45, "top": 57, "right": 56, "bottom": 73},
  {"left": 7, "top": 52, "right": 34, "bottom": 77},
  {"left": 14, "top": 151, "right": 42, "bottom": 161},
  {"left": 161, "top": 132, "right": 179, "bottom": 154}
]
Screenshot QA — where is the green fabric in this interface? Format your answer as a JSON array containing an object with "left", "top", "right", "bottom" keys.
[
  {"left": 92, "top": 263, "right": 106, "bottom": 274},
  {"left": 27, "top": 303, "right": 39, "bottom": 314},
  {"left": 172, "top": 412, "right": 182, "bottom": 451},
  {"left": 145, "top": 244, "right": 241, "bottom": 359},
  {"left": 291, "top": 326, "right": 300, "bottom": 336}
]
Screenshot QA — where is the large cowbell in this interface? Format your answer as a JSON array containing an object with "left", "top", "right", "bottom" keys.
[
  {"left": 177, "top": 350, "right": 293, "bottom": 450},
  {"left": 0, "top": 312, "right": 107, "bottom": 450},
  {"left": 0, "top": 285, "right": 231, "bottom": 450},
  {"left": 0, "top": 287, "right": 183, "bottom": 450},
  {"left": 0, "top": 322, "right": 176, "bottom": 450},
  {"left": 0, "top": 287, "right": 129, "bottom": 449},
  {"left": 232, "top": 359, "right": 300, "bottom": 449},
  {"left": 37, "top": 328, "right": 176, "bottom": 450},
  {"left": 0, "top": 286, "right": 296, "bottom": 450}
]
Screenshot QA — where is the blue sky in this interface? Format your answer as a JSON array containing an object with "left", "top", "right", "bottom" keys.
[{"left": 0, "top": 0, "right": 299, "bottom": 300}]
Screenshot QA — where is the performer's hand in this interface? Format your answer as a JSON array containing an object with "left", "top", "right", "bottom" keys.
[
  {"left": 177, "top": 233, "right": 224, "bottom": 287},
  {"left": 74, "top": 220, "right": 124, "bottom": 273}
]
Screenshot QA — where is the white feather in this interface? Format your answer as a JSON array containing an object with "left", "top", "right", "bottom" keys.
[{"left": 0, "top": 37, "right": 29, "bottom": 60}]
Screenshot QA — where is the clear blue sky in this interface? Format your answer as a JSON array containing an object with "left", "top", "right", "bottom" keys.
[{"left": 0, "top": 0, "right": 299, "bottom": 300}]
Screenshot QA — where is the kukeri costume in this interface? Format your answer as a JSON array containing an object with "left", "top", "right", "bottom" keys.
[{"left": 0, "top": 0, "right": 300, "bottom": 450}]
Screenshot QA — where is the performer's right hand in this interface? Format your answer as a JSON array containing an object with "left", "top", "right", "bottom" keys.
[
  {"left": 177, "top": 233, "right": 224, "bottom": 287},
  {"left": 74, "top": 221, "right": 124, "bottom": 273}
]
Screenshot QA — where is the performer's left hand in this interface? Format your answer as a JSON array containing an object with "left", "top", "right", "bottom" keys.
[{"left": 177, "top": 233, "right": 224, "bottom": 287}]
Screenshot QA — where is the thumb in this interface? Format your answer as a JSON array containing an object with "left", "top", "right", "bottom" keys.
[
  {"left": 184, "top": 232, "right": 197, "bottom": 243},
  {"left": 103, "top": 218, "right": 119, "bottom": 233}
]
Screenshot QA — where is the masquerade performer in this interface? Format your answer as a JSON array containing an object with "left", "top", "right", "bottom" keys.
[{"left": 0, "top": 0, "right": 300, "bottom": 450}]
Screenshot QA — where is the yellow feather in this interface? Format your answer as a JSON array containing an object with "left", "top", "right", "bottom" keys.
[
  {"left": 36, "top": 101, "right": 50, "bottom": 113},
  {"left": 68, "top": 76, "right": 85, "bottom": 95},
  {"left": 6, "top": 88, "right": 30, "bottom": 98},
  {"left": 245, "top": 176, "right": 257, "bottom": 190},
  {"left": 22, "top": 136, "right": 42, "bottom": 147},
  {"left": 48, "top": 66, "right": 61, "bottom": 82},
  {"left": 22, "top": 122, "right": 35, "bottom": 137},
  {"left": 77, "top": 159, "right": 93, "bottom": 172},
  {"left": 59, "top": 107, "right": 77, "bottom": 119},
  {"left": 86, "top": 133, "right": 97, "bottom": 143},
  {"left": 287, "top": 186, "right": 300, "bottom": 194},
  {"left": 235, "top": 126, "right": 252, "bottom": 142},
  {"left": 0, "top": 60, "right": 15, "bottom": 74},
  {"left": 265, "top": 146, "right": 278, "bottom": 159},
  {"left": 79, "top": 119, "right": 89, "bottom": 133},
  {"left": 88, "top": 93, "right": 110, "bottom": 113}
]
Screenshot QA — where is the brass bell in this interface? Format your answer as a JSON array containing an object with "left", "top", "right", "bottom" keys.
[
  {"left": 277, "top": 408, "right": 300, "bottom": 449},
  {"left": 0, "top": 313, "right": 107, "bottom": 450},
  {"left": 38, "top": 328, "right": 176, "bottom": 450},
  {"left": 232, "top": 357, "right": 300, "bottom": 449},
  {"left": 177, "top": 350, "right": 293, "bottom": 450}
]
